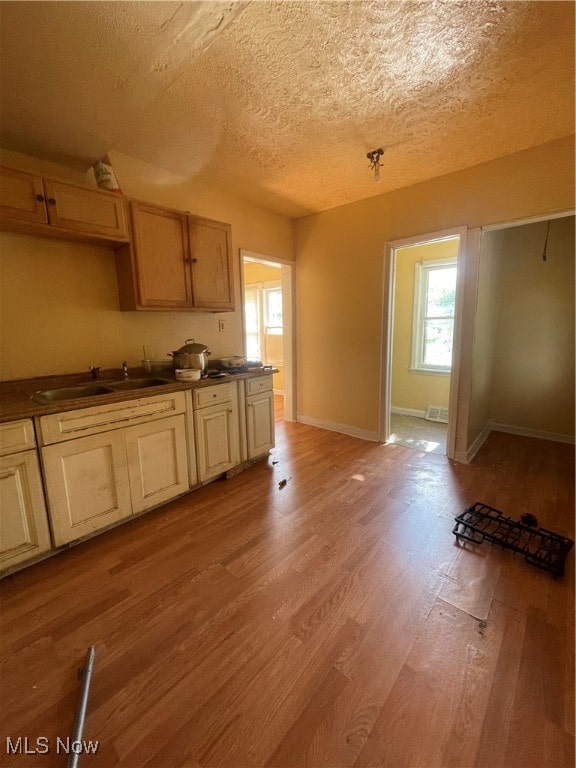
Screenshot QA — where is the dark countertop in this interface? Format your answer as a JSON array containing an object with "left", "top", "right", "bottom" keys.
[{"left": 0, "top": 367, "right": 276, "bottom": 423}]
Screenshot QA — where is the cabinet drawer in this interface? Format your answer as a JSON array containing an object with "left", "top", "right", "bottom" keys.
[
  {"left": 193, "top": 382, "right": 235, "bottom": 409},
  {"left": 0, "top": 419, "right": 36, "bottom": 455},
  {"left": 39, "top": 391, "right": 186, "bottom": 445},
  {"left": 246, "top": 375, "right": 273, "bottom": 396}
]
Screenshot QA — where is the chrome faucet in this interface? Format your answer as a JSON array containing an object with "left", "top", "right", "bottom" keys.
[
  {"left": 89, "top": 365, "right": 101, "bottom": 381},
  {"left": 122, "top": 361, "right": 129, "bottom": 379}
]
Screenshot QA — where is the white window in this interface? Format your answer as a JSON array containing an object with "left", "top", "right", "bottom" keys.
[
  {"left": 264, "top": 287, "right": 283, "bottom": 335},
  {"left": 411, "top": 258, "right": 457, "bottom": 374},
  {"left": 244, "top": 280, "right": 283, "bottom": 363}
]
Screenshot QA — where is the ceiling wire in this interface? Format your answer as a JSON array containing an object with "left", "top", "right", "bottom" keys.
[{"left": 542, "top": 220, "right": 551, "bottom": 261}]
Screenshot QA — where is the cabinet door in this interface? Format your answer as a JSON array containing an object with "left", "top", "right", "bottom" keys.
[
  {"left": 125, "top": 415, "right": 189, "bottom": 514},
  {"left": 130, "top": 201, "right": 192, "bottom": 308},
  {"left": 188, "top": 216, "right": 235, "bottom": 311},
  {"left": 194, "top": 402, "right": 240, "bottom": 482},
  {"left": 246, "top": 391, "right": 275, "bottom": 459},
  {"left": 42, "top": 179, "right": 128, "bottom": 240},
  {"left": 0, "top": 451, "right": 52, "bottom": 571},
  {"left": 0, "top": 166, "right": 48, "bottom": 223},
  {"left": 42, "top": 431, "right": 132, "bottom": 546}
]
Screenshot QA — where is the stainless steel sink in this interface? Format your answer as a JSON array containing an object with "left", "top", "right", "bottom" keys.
[
  {"left": 105, "top": 378, "right": 171, "bottom": 390},
  {"left": 34, "top": 384, "right": 115, "bottom": 403},
  {"left": 33, "top": 378, "right": 172, "bottom": 403}
]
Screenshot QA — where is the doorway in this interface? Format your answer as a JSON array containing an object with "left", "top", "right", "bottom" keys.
[
  {"left": 381, "top": 228, "right": 467, "bottom": 459},
  {"left": 240, "top": 250, "right": 295, "bottom": 422}
]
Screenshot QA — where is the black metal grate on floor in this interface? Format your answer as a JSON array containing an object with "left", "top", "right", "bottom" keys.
[{"left": 453, "top": 502, "right": 574, "bottom": 577}]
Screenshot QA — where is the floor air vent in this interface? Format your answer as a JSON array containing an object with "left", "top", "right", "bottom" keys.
[{"left": 425, "top": 405, "right": 449, "bottom": 423}]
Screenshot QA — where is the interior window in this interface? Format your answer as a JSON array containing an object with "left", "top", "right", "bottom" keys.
[{"left": 411, "top": 259, "right": 457, "bottom": 373}]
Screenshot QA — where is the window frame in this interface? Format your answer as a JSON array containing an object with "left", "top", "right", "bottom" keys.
[{"left": 410, "top": 257, "right": 457, "bottom": 375}]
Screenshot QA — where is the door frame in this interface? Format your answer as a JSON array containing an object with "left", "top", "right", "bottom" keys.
[
  {"left": 240, "top": 249, "right": 296, "bottom": 421},
  {"left": 379, "top": 226, "right": 470, "bottom": 460}
]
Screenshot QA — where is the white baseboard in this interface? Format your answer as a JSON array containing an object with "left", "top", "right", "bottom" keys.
[
  {"left": 458, "top": 421, "right": 575, "bottom": 464},
  {"left": 456, "top": 424, "right": 492, "bottom": 463},
  {"left": 490, "top": 422, "right": 575, "bottom": 445},
  {"left": 273, "top": 389, "right": 284, "bottom": 395},
  {"left": 390, "top": 406, "right": 427, "bottom": 418},
  {"left": 296, "top": 413, "right": 379, "bottom": 442}
]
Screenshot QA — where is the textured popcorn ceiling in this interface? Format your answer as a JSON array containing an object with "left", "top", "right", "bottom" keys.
[{"left": 0, "top": 1, "right": 573, "bottom": 218}]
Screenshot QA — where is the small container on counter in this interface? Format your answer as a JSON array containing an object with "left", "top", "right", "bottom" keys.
[{"left": 174, "top": 368, "right": 202, "bottom": 381}]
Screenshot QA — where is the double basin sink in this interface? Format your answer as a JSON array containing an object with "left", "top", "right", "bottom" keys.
[{"left": 34, "top": 377, "right": 173, "bottom": 404}]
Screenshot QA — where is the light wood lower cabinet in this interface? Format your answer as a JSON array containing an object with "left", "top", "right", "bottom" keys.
[
  {"left": 0, "top": 450, "right": 52, "bottom": 570},
  {"left": 193, "top": 382, "right": 240, "bottom": 482},
  {"left": 42, "top": 429, "right": 132, "bottom": 546},
  {"left": 39, "top": 393, "right": 190, "bottom": 546},
  {"left": 125, "top": 415, "right": 189, "bottom": 513},
  {"left": 245, "top": 374, "right": 275, "bottom": 460},
  {"left": 246, "top": 390, "right": 275, "bottom": 459}
]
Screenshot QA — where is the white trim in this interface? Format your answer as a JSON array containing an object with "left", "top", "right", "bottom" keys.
[
  {"left": 297, "top": 413, "right": 379, "bottom": 442},
  {"left": 241, "top": 250, "right": 295, "bottom": 267},
  {"left": 273, "top": 388, "right": 284, "bottom": 395},
  {"left": 481, "top": 209, "right": 575, "bottom": 232},
  {"left": 408, "top": 367, "right": 451, "bottom": 376},
  {"left": 391, "top": 406, "right": 426, "bottom": 418},
  {"left": 457, "top": 422, "right": 575, "bottom": 464},
  {"left": 240, "top": 249, "right": 296, "bottom": 422},
  {"left": 490, "top": 422, "right": 575, "bottom": 445},
  {"left": 456, "top": 424, "right": 492, "bottom": 464}
]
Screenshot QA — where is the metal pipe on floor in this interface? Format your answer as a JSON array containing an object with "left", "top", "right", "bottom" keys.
[{"left": 67, "top": 645, "right": 96, "bottom": 768}]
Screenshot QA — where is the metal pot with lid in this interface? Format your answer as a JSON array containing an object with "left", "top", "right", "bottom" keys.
[{"left": 168, "top": 339, "right": 210, "bottom": 371}]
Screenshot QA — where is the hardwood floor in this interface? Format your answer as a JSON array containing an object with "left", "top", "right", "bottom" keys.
[{"left": 0, "top": 418, "right": 574, "bottom": 767}]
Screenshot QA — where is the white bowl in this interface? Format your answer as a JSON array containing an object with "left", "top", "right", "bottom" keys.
[{"left": 175, "top": 368, "right": 202, "bottom": 381}]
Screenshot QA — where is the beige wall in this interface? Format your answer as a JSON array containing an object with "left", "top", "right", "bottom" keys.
[
  {"left": 0, "top": 148, "right": 294, "bottom": 380},
  {"left": 243, "top": 260, "right": 284, "bottom": 391},
  {"left": 488, "top": 217, "right": 574, "bottom": 436},
  {"left": 391, "top": 239, "right": 457, "bottom": 413},
  {"left": 295, "top": 136, "right": 574, "bottom": 439}
]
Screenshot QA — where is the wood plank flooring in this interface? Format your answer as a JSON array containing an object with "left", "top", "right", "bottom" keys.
[{"left": 1, "top": 408, "right": 574, "bottom": 767}]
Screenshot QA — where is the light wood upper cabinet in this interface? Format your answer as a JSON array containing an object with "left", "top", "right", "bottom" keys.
[
  {"left": 116, "top": 202, "right": 235, "bottom": 312},
  {"left": 189, "top": 216, "right": 235, "bottom": 311},
  {"left": 42, "top": 179, "right": 128, "bottom": 240},
  {"left": 117, "top": 200, "right": 191, "bottom": 309},
  {"left": 0, "top": 166, "right": 48, "bottom": 223},
  {"left": 0, "top": 165, "right": 129, "bottom": 243}
]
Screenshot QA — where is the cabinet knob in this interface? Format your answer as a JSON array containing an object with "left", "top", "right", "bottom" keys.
[
  {"left": 47, "top": 198, "right": 56, "bottom": 206},
  {"left": 185, "top": 257, "right": 198, "bottom": 264},
  {"left": 36, "top": 194, "right": 45, "bottom": 202}
]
